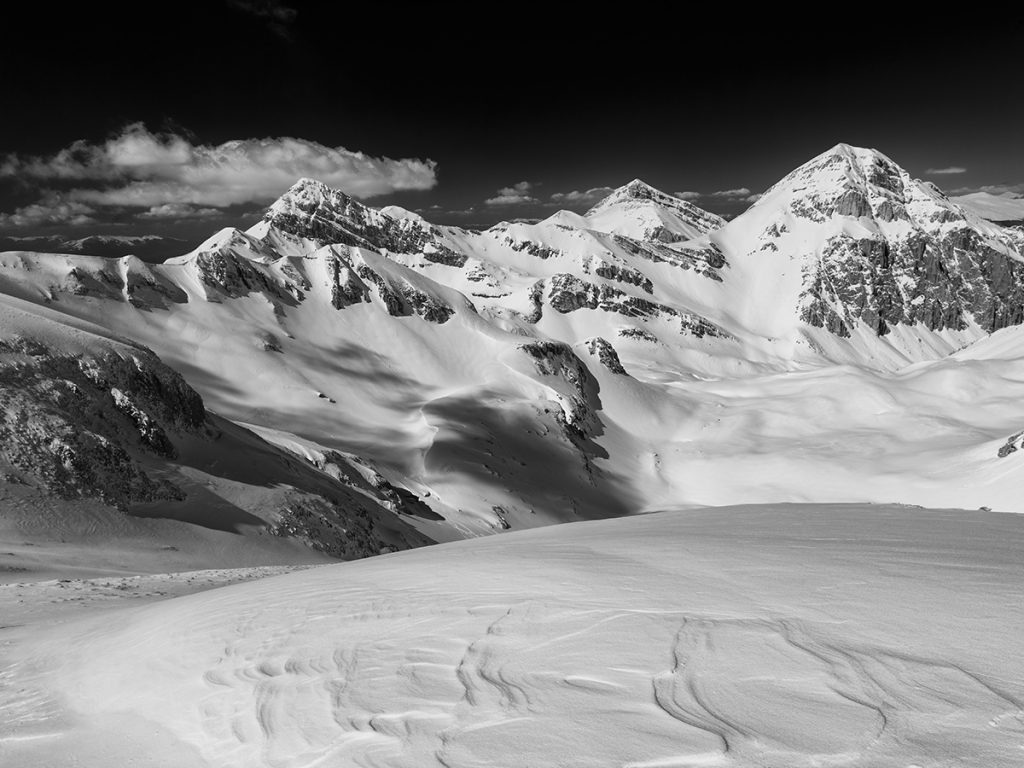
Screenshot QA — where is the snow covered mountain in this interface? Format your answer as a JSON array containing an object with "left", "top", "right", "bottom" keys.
[
  {"left": 583, "top": 178, "right": 726, "bottom": 242},
  {"left": 3, "top": 143, "right": 1024, "bottom": 549},
  {"left": 711, "top": 143, "right": 1024, "bottom": 338}
]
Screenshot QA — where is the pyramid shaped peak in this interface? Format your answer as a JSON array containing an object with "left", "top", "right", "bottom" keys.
[
  {"left": 281, "top": 177, "right": 349, "bottom": 199},
  {"left": 622, "top": 178, "right": 661, "bottom": 194},
  {"left": 826, "top": 141, "right": 858, "bottom": 155},
  {"left": 584, "top": 179, "right": 725, "bottom": 241},
  {"left": 614, "top": 178, "right": 674, "bottom": 201},
  {"left": 587, "top": 179, "right": 690, "bottom": 215},
  {"left": 266, "top": 178, "right": 363, "bottom": 223},
  {"left": 739, "top": 142, "right": 983, "bottom": 233},
  {"left": 756, "top": 143, "right": 911, "bottom": 206},
  {"left": 814, "top": 142, "right": 898, "bottom": 169}
]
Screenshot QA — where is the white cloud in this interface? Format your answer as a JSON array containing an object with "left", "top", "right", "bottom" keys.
[
  {"left": 675, "top": 188, "right": 761, "bottom": 203},
  {"left": 926, "top": 166, "right": 967, "bottom": 175},
  {"left": 0, "top": 197, "right": 96, "bottom": 228},
  {"left": 1, "top": 123, "right": 438, "bottom": 211},
  {"left": 549, "top": 187, "right": 614, "bottom": 206},
  {"left": 485, "top": 181, "right": 538, "bottom": 206},
  {"left": 709, "top": 187, "right": 753, "bottom": 199},
  {"left": 137, "top": 203, "right": 222, "bottom": 220}
]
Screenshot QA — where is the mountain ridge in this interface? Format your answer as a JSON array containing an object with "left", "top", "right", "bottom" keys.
[{"left": 3, "top": 144, "right": 1024, "bottom": 548}]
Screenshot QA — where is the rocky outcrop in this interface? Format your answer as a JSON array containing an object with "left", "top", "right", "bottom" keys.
[
  {"left": 0, "top": 339, "right": 203, "bottom": 508},
  {"left": 327, "top": 254, "right": 369, "bottom": 309},
  {"left": 618, "top": 327, "right": 659, "bottom": 343},
  {"left": 800, "top": 229, "right": 1024, "bottom": 336},
  {"left": 613, "top": 236, "right": 727, "bottom": 281},
  {"left": 124, "top": 266, "right": 189, "bottom": 308},
  {"left": 584, "top": 337, "right": 627, "bottom": 375},
  {"left": 547, "top": 274, "right": 726, "bottom": 337},
  {"left": 591, "top": 260, "right": 654, "bottom": 294},
  {"left": 194, "top": 251, "right": 284, "bottom": 300},
  {"left": 833, "top": 189, "right": 872, "bottom": 218},
  {"left": 548, "top": 273, "right": 603, "bottom": 313},
  {"left": 355, "top": 264, "right": 406, "bottom": 316},
  {"left": 523, "top": 279, "right": 545, "bottom": 324},
  {"left": 398, "top": 281, "right": 455, "bottom": 323},
  {"left": 354, "top": 263, "right": 454, "bottom": 323},
  {"left": 997, "top": 431, "right": 1023, "bottom": 458},
  {"left": 503, "top": 236, "right": 563, "bottom": 260},
  {"left": 519, "top": 341, "right": 597, "bottom": 437},
  {"left": 265, "top": 178, "right": 467, "bottom": 266}
]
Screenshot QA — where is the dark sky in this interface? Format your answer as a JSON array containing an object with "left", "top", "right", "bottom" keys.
[{"left": 1, "top": 1, "right": 1022, "bottom": 245}]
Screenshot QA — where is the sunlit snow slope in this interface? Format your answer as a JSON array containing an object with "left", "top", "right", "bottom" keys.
[{"left": 3, "top": 504, "right": 1023, "bottom": 767}]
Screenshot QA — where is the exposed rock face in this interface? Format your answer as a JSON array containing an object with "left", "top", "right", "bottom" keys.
[
  {"left": 0, "top": 338, "right": 203, "bottom": 508},
  {"left": 194, "top": 250, "right": 284, "bottom": 300},
  {"left": 584, "top": 337, "right": 627, "bottom": 375},
  {"left": 355, "top": 264, "right": 406, "bottom": 317},
  {"left": 326, "top": 253, "right": 369, "bottom": 309},
  {"left": 591, "top": 260, "right": 654, "bottom": 294},
  {"left": 396, "top": 280, "right": 455, "bottom": 324},
  {"left": 354, "top": 262, "right": 455, "bottom": 323},
  {"left": 547, "top": 273, "right": 603, "bottom": 314},
  {"left": 801, "top": 230, "right": 1024, "bottom": 336},
  {"left": 518, "top": 340, "right": 598, "bottom": 437},
  {"left": 265, "top": 178, "right": 467, "bottom": 266},
  {"left": 547, "top": 274, "right": 726, "bottom": 337},
  {"left": 618, "top": 327, "right": 659, "bottom": 343},
  {"left": 612, "top": 236, "right": 727, "bottom": 281},
  {"left": 998, "top": 431, "right": 1023, "bottom": 458},
  {"left": 123, "top": 262, "right": 189, "bottom": 307},
  {"left": 524, "top": 279, "right": 545, "bottom": 324},
  {"left": 503, "top": 235, "right": 564, "bottom": 260}
]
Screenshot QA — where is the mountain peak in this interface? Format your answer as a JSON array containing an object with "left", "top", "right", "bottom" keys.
[
  {"left": 820, "top": 142, "right": 887, "bottom": 162},
  {"left": 620, "top": 178, "right": 661, "bottom": 197},
  {"left": 756, "top": 142, "right": 929, "bottom": 220},
  {"left": 291, "top": 176, "right": 325, "bottom": 190},
  {"left": 722, "top": 144, "right": 1023, "bottom": 339},
  {"left": 584, "top": 180, "right": 725, "bottom": 243},
  {"left": 588, "top": 179, "right": 678, "bottom": 212},
  {"left": 276, "top": 177, "right": 352, "bottom": 204}
]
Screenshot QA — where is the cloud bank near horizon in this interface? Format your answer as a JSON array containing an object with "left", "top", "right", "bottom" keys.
[{"left": 0, "top": 123, "right": 438, "bottom": 227}]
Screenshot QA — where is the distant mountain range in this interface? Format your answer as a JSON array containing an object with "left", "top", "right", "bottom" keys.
[
  {"left": 0, "top": 234, "right": 192, "bottom": 262},
  {"left": 949, "top": 191, "right": 1024, "bottom": 226},
  {"left": 3, "top": 143, "right": 1024, "bottom": 561}
]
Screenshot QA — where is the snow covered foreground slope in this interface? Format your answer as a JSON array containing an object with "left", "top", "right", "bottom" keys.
[
  {"left": 3, "top": 143, "right": 1024, "bottom": 540},
  {"left": 3, "top": 504, "right": 1023, "bottom": 767}
]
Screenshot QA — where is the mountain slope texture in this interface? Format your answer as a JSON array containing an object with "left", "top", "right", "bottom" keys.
[{"left": 2, "top": 143, "right": 1024, "bottom": 549}]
